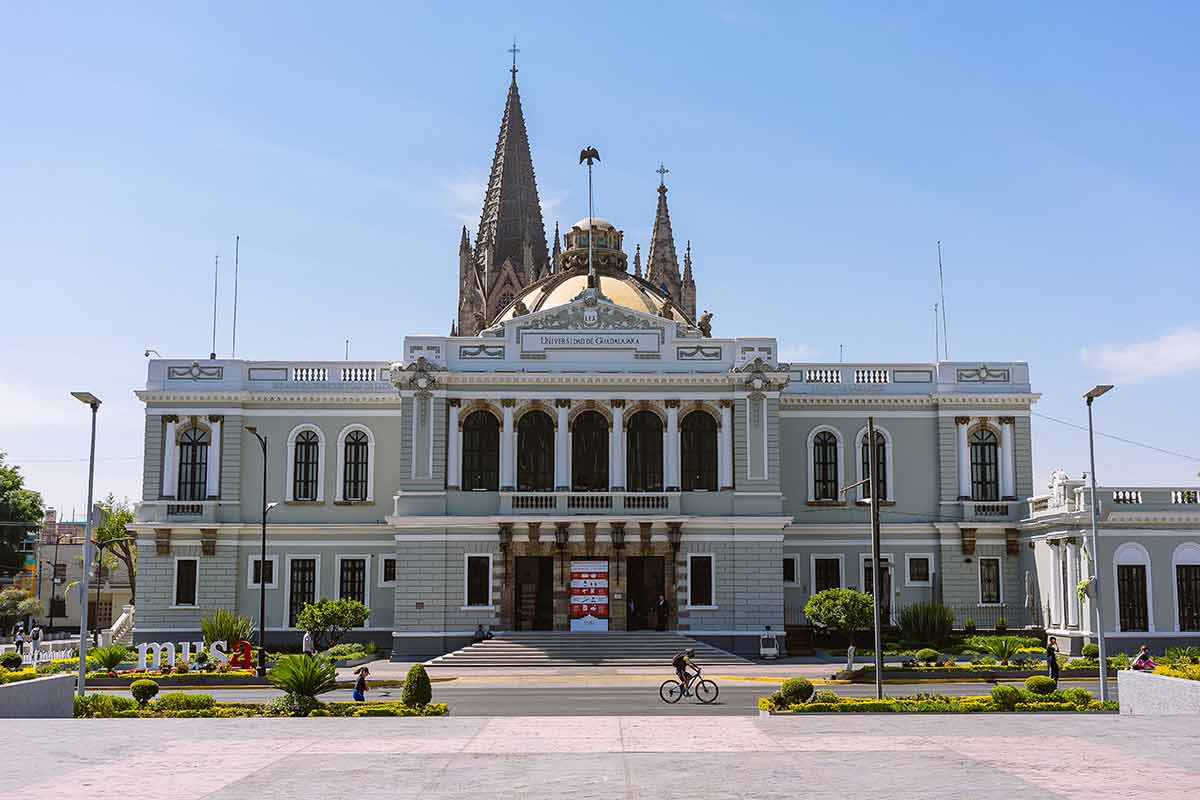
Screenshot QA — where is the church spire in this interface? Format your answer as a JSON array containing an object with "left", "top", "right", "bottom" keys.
[
  {"left": 633, "top": 243, "right": 642, "bottom": 278},
  {"left": 551, "top": 221, "right": 561, "bottom": 274},
  {"left": 646, "top": 164, "right": 681, "bottom": 297},
  {"left": 681, "top": 240, "right": 696, "bottom": 320}
]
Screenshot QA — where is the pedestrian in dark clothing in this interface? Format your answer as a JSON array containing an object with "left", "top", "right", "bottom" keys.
[
  {"left": 1132, "top": 644, "right": 1157, "bottom": 671},
  {"left": 353, "top": 666, "right": 370, "bottom": 702},
  {"left": 14, "top": 628, "right": 25, "bottom": 657},
  {"left": 654, "top": 594, "right": 670, "bottom": 631},
  {"left": 1046, "top": 636, "right": 1060, "bottom": 684},
  {"left": 472, "top": 624, "right": 487, "bottom": 644}
]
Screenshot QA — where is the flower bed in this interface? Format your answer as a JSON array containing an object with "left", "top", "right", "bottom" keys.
[
  {"left": 74, "top": 693, "right": 448, "bottom": 719},
  {"left": 85, "top": 671, "right": 263, "bottom": 687},
  {"left": 759, "top": 686, "right": 1117, "bottom": 714}
]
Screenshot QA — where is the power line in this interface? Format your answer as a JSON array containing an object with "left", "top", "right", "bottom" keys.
[
  {"left": 1032, "top": 411, "right": 1200, "bottom": 463},
  {"left": 8, "top": 456, "right": 141, "bottom": 464}
]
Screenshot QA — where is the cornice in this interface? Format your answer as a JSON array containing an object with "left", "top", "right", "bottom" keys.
[
  {"left": 444, "top": 373, "right": 736, "bottom": 387},
  {"left": 136, "top": 390, "right": 401, "bottom": 405}
]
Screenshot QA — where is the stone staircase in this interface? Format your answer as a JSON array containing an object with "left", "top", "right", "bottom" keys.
[{"left": 425, "top": 631, "right": 752, "bottom": 669}]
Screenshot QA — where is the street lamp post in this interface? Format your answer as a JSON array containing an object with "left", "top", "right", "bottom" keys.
[
  {"left": 1085, "top": 384, "right": 1113, "bottom": 703},
  {"left": 245, "top": 427, "right": 277, "bottom": 677},
  {"left": 70, "top": 391, "right": 101, "bottom": 697}
]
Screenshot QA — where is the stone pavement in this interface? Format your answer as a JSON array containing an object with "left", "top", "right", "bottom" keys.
[{"left": 5, "top": 715, "right": 1197, "bottom": 799}]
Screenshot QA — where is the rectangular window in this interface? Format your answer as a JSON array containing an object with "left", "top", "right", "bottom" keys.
[
  {"left": 340, "top": 558, "right": 367, "bottom": 604},
  {"left": 288, "top": 558, "right": 317, "bottom": 626},
  {"left": 49, "top": 598, "right": 66, "bottom": 617},
  {"left": 250, "top": 558, "right": 275, "bottom": 588},
  {"left": 979, "top": 557, "right": 1001, "bottom": 604},
  {"left": 382, "top": 557, "right": 397, "bottom": 585},
  {"left": 465, "top": 555, "right": 491, "bottom": 607},
  {"left": 1179, "top": 564, "right": 1200, "bottom": 632},
  {"left": 1117, "top": 564, "right": 1148, "bottom": 632},
  {"left": 174, "top": 558, "right": 198, "bottom": 606},
  {"left": 688, "top": 554, "right": 715, "bottom": 607},
  {"left": 782, "top": 557, "right": 796, "bottom": 584},
  {"left": 813, "top": 557, "right": 841, "bottom": 592},
  {"left": 908, "top": 557, "right": 930, "bottom": 585}
]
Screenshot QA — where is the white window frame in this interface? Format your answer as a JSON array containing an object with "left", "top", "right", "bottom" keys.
[
  {"left": 1172, "top": 542, "right": 1200, "bottom": 632},
  {"left": 905, "top": 552, "right": 933, "bottom": 588},
  {"left": 283, "top": 554, "right": 322, "bottom": 630},
  {"left": 1113, "top": 541, "right": 1154, "bottom": 632},
  {"left": 335, "top": 554, "right": 372, "bottom": 611},
  {"left": 378, "top": 555, "right": 399, "bottom": 588},
  {"left": 859, "top": 553, "right": 895, "bottom": 594},
  {"left": 977, "top": 556, "right": 1003, "bottom": 606},
  {"left": 686, "top": 553, "right": 718, "bottom": 610},
  {"left": 810, "top": 554, "right": 845, "bottom": 593},
  {"left": 854, "top": 425, "right": 895, "bottom": 503},
  {"left": 171, "top": 556, "right": 200, "bottom": 608},
  {"left": 246, "top": 554, "right": 279, "bottom": 590},
  {"left": 806, "top": 425, "right": 844, "bottom": 502},
  {"left": 782, "top": 554, "right": 799, "bottom": 586},
  {"left": 463, "top": 553, "right": 494, "bottom": 610},
  {"left": 285, "top": 423, "right": 326, "bottom": 503},
  {"left": 335, "top": 424, "right": 375, "bottom": 502},
  {"left": 173, "top": 422, "right": 213, "bottom": 501}
]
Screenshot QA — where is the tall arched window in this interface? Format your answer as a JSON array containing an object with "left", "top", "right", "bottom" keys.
[
  {"left": 177, "top": 427, "right": 209, "bottom": 501},
  {"left": 517, "top": 410, "right": 555, "bottom": 491},
  {"left": 342, "top": 430, "right": 370, "bottom": 501},
  {"left": 860, "top": 431, "right": 887, "bottom": 500},
  {"left": 572, "top": 410, "right": 609, "bottom": 491},
  {"left": 680, "top": 411, "right": 717, "bottom": 491},
  {"left": 461, "top": 410, "right": 500, "bottom": 491},
  {"left": 292, "top": 430, "right": 321, "bottom": 501},
  {"left": 626, "top": 410, "right": 664, "bottom": 491},
  {"left": 812, "top": 431, "right": 839, "bottom": 500},
  {"left": 969, "top": 428, "right": 999, "bottom": 501}
]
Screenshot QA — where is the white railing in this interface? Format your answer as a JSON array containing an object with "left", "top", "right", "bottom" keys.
[
  {"left": 292, "top": 367, "right": 328, "bottom": 382},
  {"left": 340, "top": 367, "right": 379, "bottom": 382},
  {"left": 1172, "top": 490, "right": 1199, "bottom": 505},
  {"left": 103, "top": 604, "right": 135, "bottom": 647},
  {"left": 963, "top": 501, "right": 1011, "bottom": 519},
  {"left": 500, "top": 492, "right": 679, "bottom": 514},
  {"left": 805, "top": 368, "right": 842, "bottom": 384},
  {"left": 854, "top": 369, "right": 889, "bottom": 384},
  {"left": 1111, "top": 490, "right": 1143, "bottom": 505}
]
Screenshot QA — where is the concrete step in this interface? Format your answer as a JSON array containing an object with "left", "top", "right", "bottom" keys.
[{"left": 426, "top": 631, "right": 752, "bottom": 668}]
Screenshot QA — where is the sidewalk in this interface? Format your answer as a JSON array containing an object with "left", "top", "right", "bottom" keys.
[{"left": 345, "top": 659, "right": 836, "bottom": 683}]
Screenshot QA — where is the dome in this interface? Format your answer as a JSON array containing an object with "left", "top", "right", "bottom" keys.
[
  {"left": 571, "top": 217, "right": 615, "bottom": 231},
  {"left": 493, "top": 267, "right": 692, "bottom": 325}
]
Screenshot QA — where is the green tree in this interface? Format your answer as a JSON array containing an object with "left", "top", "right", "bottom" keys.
[
  {"left": 803, "top": 588, "right": 875, "bottom": 667},
  {"left": 0, "top": 587, "right": 44, "bottom": 632},
  {"left": 296, "top": 598, "right": 370, "bottom": 650},
  {"left": 93, "top": 495, "right": 137, "bottom": 598},
  {"left": 0, "top": 453, "right": 44, "bottom": 576}
]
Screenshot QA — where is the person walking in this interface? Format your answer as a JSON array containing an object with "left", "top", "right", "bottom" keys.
[
  {"left": 29, "top": 625, "right": 42, "bottom": 662},
  {"left": 654, "top": 594, "right": 670, "bottom": 632},
  {"left": 301, "top": 630, "right": 315, "bottom": 656},
  {"left": 352, "top": 665, "right": 370, "bottom": 702},
  {"left": 13, "top": 627, "right": 25, "bottom": 658},
  {"left": 1046, "top": 636, "right": 1060, "bottom": 684}
]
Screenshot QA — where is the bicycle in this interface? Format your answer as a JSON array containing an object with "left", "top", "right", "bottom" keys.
[{"left": 659, "top": 666, "right": 719, "bottom": 704}]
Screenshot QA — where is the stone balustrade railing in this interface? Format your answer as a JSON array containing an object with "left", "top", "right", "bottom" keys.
[
  {"left": 1028, "top": 486, "right": 1200, "bottom": 519},
  {"left": 500, "top": 492, "right": 679, "bottom": 515}
]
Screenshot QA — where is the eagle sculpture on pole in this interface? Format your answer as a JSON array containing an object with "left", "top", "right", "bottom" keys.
[{"left": 579, "top": 146, "right": 601, "bottom": 287}]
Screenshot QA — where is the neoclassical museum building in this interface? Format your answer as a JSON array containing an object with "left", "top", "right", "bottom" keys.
[{"left": 129, "top": 67, "right": 1047, "bottom": 658}]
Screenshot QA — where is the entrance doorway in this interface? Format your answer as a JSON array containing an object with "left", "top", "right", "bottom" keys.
[
  {"left": 626, "top": 556, "right": 666, "bottom": 631},
  {"left": 514, "top": 556, "right": 554, "bottom": 631}
]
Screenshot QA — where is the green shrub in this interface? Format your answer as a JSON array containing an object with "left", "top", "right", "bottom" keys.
[
  {"left": 200, "top": 607, "right": 256, "bottom": 646},
  {"left": 990, "top": 684, "right": 1022, "bottom": 710},
  {"left": 811, "top": 690, "right": 840, "bottom": 704},
  {"left": 323, "top": 643, "right": 368, "bottom": 661},
  {"left": 296, "top": 598, "right": 371, "bottom": 649},
  {"left": 778, "top": 677, "right": 814, "bottom": 705},
  {"left": 1025, "top": 675, "right": 1056, "bottom": 695},
  {"left": 401, "top": 663, "right": 433, "bottom": 707},
  {"left": 982, "top": 636, "right": 1024, "bottom": 666},
  {"left": 193, "top": 649, "right": 210, "bottom": 666},
  {"left": 154, "top": 692, "right": 216, "bottom": 711},
  {"left": 1166, "top": 646, "right": 1200, "bottom": 665},
  {"left": 1154, "top": 664, "right": 1200, "bottom": 681},
  {"left": 915, "top": 648, "right": 939, "bottom": 665},
  {"left": 354, "top": 706, "right": 396, "bottom": 716},
  {"left": 0, "top": 652, "right": 23, "bottom": 670},
  {"left": 130, "top": 679, "right": 160, "bottom": 706},
  {"left": 898, "top": 603, "right": 955, "bottom": 645},
  {"left": 1014, "top": 701, "right": 1076, "bottom": 712},
  {"left": 364, "top": 641, "right": 379, "bottom": 655},
  {"left": 263, "top": 693, "right": 320, "bottom": 717},
  {"left": 1107, "top": 653, "right": 1132, "bottom": 670},
  {"left": 962, "top": 634, "right": 1041, "bottom": 651},
  {"left": 1081, "top": 643, "right": 1100, "bottom": 659},
  {"left": 267, "top": 654, "right": 337, "bottom": 699},
  {"left": 308, "top": 708, "right": 331, "bottom": 717},
  {"left": 973, "top": 656, "right": 996, "bottom": 666},
  {"left": 1062, "top": 687, "right": 1092, "bottom": 708},
  {"left": 74, "top": 693, "right": 138, "bottom": 718},
  {"left": 89, "top": 644, "right": 130, "bottom": 672}
]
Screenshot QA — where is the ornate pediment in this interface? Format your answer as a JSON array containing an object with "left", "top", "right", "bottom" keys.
[
  {"left": 514, "top": 291, "right": 669, "bottom": 334},
  {"left": 731, "top": 356, "right": 791, "bottom": 395},
  {"left": 391, "top": 356, "right": 447, "bottom": 393}
]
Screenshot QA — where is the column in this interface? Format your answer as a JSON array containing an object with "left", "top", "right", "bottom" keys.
[
  {"left": 609, "top": 400, "right": 625, "bottom": 491},
  {"left": 999, "top": 416, "right": 1016, "bottom": 500},
  {"left": 162, "top": 415, "right": 178, "bottom": 497},
  {"left": 446, "top": 400, "right": 461, "bottom": 489},
  {"left": 500, "top": 399, "right": 515, "bottom": 491},
  {"left": 719, "top": 400, "right": 733, "bottom": 490},
  {"left": 955, "top": 416, "right": 972, "bottom": 500},
  {"left": 205, "top": 416, "right": 222, "bottom": 498},
  {"left": 1066, "top": 540, "right": 1080, "bottom": 628},
  {"left": 665, "top": 401, "right": 680, "bottom": 491},
  {"left": 554, "top": 400, "right": 570, "bottom": 491},
  {"left": 1050, "top": 542, "right": 1064, "bottom": 628}
]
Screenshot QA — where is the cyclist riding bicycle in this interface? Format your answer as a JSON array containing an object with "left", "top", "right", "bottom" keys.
[{"left": 671, "top": 648, "right": 698, "bottom": 692}]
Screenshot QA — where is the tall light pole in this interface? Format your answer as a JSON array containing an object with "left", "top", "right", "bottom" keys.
[
  {"left": 70, "top": 391, "right": 101, "bottom": 696},
  {"left": 245, "top": 427, "right": 277, "bottom": 677},
  {"left": 840, "top": 415, "right": 884, "bottom": 698},
  {"left": 1085, "top": 384, "right": 1113, "bottom": 702}
]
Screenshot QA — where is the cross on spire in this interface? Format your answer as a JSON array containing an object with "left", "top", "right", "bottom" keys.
[
  {"left": 656, "top": 162, "right": 669, "bottom": 186},
  {"left": 509, "top": 37, "right": 520, "bottom": 80}
]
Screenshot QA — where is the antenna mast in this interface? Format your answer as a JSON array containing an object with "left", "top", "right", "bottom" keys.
[
  {"left": 934, "top": 303, "right": 940, "bottom": 363},
  {"left": 937, "top": 241, "right": 949, "bottom": 360},
  {"left": 231, "top": 236, "right": 240, "bottom": 357},
  {"left": 578, "top": 146, "right": 601, "bottom": 288},
  {"left": 210, "top": 253, "right": 219, "bottom": 360}
]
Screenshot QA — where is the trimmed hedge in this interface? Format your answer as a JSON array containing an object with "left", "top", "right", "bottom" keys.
[
  {"left": 401, "top": 663, "right": 433, "bottom": 707},
  {"left": 763, "top": 686, "right": 1114, "bottom": 714},
  {"left": 1025, "top": 675, "right": 1057, "bottom": 695}
]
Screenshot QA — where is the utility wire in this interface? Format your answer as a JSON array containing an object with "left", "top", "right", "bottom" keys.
[
  {"left": 8, "top": 456, "right": 141, "bottom": 464},
  {"left": 1031, "top": 411, "right": 1200, "bottom": 463}
]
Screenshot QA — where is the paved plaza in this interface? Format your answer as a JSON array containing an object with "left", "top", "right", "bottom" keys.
[{"left": 6, "top": 714, "right": 1197, "bottom": 799}]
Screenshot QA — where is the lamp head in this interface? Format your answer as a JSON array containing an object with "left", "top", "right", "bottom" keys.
[
  {"left": 70, "top": 391, "right": 101, "bottom": 408},
  {"left": 245, "top": 425, "right": 257, "bottom": 434},
  {"left": 266, "top": 502, "right": 279, "bottom": 514},
  {"left": 1084, "top": 384, "right": 1114, "bottom": 401}
]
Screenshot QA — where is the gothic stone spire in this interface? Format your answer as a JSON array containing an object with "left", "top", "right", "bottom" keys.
[
  {"left": 551, "top": 221, "right": 562, "bottom": 274},
  {"left": 681, "top": 239, "right": 696, "bottom": 320},
  {"left": 646, "top": 170, "right": 682, "bottom": 305}
]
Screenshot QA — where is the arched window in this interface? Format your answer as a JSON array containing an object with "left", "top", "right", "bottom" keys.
[
  {"left": 292, "top": 430, "right": 321, "bottom": 501},
  {"left": 626, "top": 411, "right": 664, "bottom": 492},
  {"left": 969, "top": 428, "right": 999, "bottom": 501},
  {"left": 860, "top": 431, "right": 887, "bottom": 501},
  {"left": 1174, "top": 542, "right": 1200, "bottom": 632},
  {"left": 812, "top": 431, "right": 839, "bottom": 500},
  {"left": 461, "top": 410, "right": 500, "bottom": 491},
  {"left": 499, "top": 290, "right": 514, "bottom": 310},
  {"left": 342, "top": 430, "right": 370, "bottom": 501},
  {"left": 680, "top": 411, "right": 717, "bottom": 491},
  {"left": 177, "top": 427, "right": 209, "bottom": 501},
  {"left": 517, "top": 410, "right": 555, "bottom": 491},
  {"left": 572, "top": 410, "right": 609, "bottom": 491}
]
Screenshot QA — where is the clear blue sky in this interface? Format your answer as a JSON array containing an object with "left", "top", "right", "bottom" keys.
[{"left": 3, "top": 2, "right": 1198, "bottom": 516}]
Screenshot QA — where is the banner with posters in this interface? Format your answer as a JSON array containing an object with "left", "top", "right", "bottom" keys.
[{"left": 569, "top": 559, "right": 609, "bottom": 631}]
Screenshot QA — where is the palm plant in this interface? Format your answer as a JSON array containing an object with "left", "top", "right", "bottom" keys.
[
  {"left": 982, "top": 636, "right": 1023, "bottom": 666},
  {"left": 267, "top": 654, "right": 337, "bottom": 699},
  {"left": 199, "top": 608, "right": 256, "bottom": 646},
  {"left": 1166, "top": 646, "right": 1200, "bottom": 665},
  {"left": 89, "top": 644, "right": 130, "bottom": 672}
]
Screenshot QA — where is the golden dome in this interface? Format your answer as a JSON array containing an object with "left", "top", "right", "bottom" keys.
[{"left": 494, "top": 267, "right": 692, "bottom": 325}]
